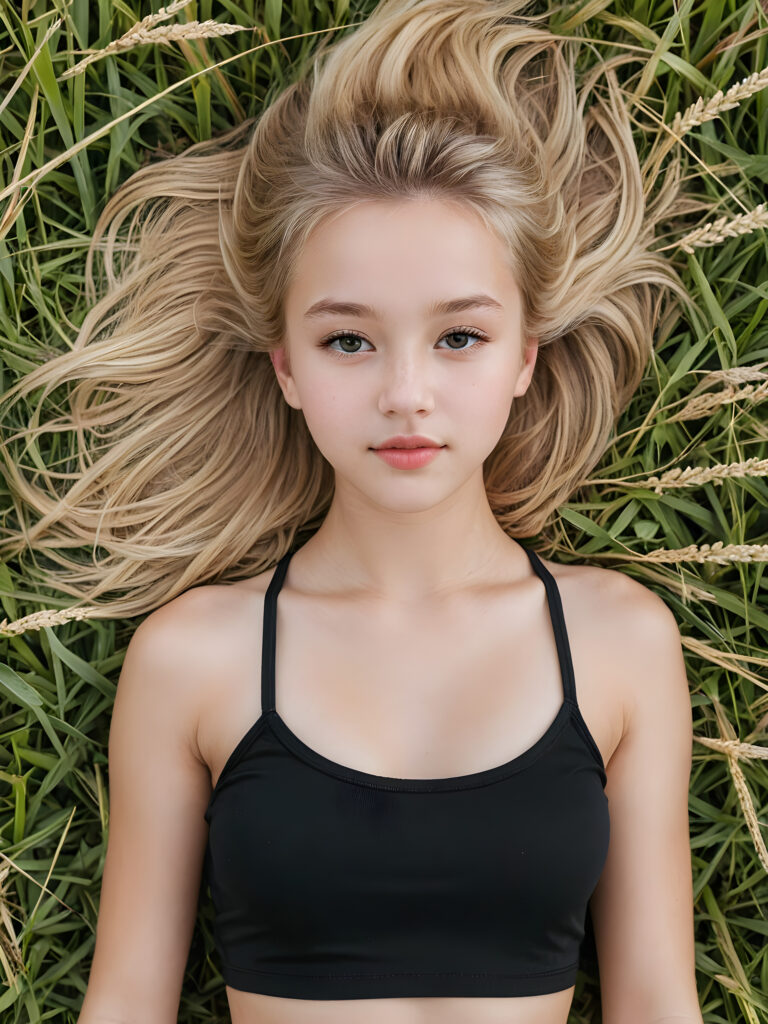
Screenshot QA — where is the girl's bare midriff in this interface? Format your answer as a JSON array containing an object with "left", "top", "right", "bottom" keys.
[{"left": 226, "top": 986, "right": 576, "bottom": 1024}]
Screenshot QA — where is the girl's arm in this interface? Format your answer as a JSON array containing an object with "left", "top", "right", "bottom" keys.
[
  {"left": 77, "top": 595, "right": 214, "bottom": 1024},
  {"left": 588, "top": 578, "right": 703, "bottom": 1024}
]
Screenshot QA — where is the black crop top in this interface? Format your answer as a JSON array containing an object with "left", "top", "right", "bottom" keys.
[{"left": 202, "top": 544, "right": 610, "bottom": 1000}]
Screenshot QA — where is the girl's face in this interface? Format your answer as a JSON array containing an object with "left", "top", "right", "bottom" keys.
[{"left": 272, "top": 198, "right": 538, "bottom": 514}]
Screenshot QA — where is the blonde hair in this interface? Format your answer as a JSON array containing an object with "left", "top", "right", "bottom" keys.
[{"left": 0, "top": 0, "right": 687, "bottom": 619}]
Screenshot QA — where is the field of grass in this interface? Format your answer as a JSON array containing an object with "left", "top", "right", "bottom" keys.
[{"left": 0, "top": 0, "right": 767, "bottom": 1021}]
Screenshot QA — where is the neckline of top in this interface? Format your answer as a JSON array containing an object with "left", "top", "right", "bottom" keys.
[{"left": 265, "top": 701, "right": 575, "bottom": 792}]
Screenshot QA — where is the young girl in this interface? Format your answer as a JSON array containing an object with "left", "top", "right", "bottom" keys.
[{"left": 4, "top": 0, "right": 704, "bottom": 1021}]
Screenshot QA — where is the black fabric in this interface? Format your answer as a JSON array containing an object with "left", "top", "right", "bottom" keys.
[{"left": 202, "top": 544, "right": 610, "bottom": 999}]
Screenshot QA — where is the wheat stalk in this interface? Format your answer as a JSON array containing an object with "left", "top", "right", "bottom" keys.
[
  {"left": 695, "top": 734, "right": 768, "bottom": 874},
  {"left": 694, "top": 364, "right": 768, "bottom": 388},
  {"left": 670, "top": 66, "right": 768, "bottom": 137},
  {"left": 621, "top": 456, "right": 768, "bottom": 494},
  {"left": 665, "top": 204, "right": 768, "bottom": 253},
  {"left": 698, "top": 736, "right": 768, "bottom": 761},
  {"left": 644, "top": 64, "right": 768, "bottom": 185},
  {"left": 59, "top": 0, "right": 196, "bottom": 83},
  {"left": 608, "top": 542, "right": 768, "bottom": 565},
  {"left": 0, "top": 606, "right": 95, "bottom": 636},
  {"left": 645, "top": 541, "right": 768, "bottom": 564},
  {"left": 59, "top": 17, "right": 248, "bottom": 81},
  {"left": 667, "top": 379, "right": 768, "bottom": 422}
]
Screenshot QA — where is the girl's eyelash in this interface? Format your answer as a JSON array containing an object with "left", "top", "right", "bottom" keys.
[{"left": 319, "top": 326, "right": 490, "bottom": 358}]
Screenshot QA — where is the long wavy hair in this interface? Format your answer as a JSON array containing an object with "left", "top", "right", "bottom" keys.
[{"left": 0, "top": 0, "right": 688, "bottom": 620}]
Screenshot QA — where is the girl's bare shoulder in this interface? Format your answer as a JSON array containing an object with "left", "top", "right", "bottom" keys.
[
  {"left": 534, "top": 553, "right": 680, "bottom": 759},
  {"left": 539, "top": 552, "right": 672, "bottom": 624},
  {"left": 131, "top": 568, "right": 279, "bottom": 739},
  {"left": 142, "top": 563, "right": 279, "bottom": 641}
]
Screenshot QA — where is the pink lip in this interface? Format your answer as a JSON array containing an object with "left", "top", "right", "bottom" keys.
[
  {"left": 374, "top": 434, "right": 442, "bottom": 450},
  {"left": 373, "top": 447, "right": 444, "bottom": 469}
]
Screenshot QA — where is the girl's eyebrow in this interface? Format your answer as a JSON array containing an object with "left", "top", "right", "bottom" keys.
[{"left": 303, "top": 293, "right": 505, "bottom": 320}]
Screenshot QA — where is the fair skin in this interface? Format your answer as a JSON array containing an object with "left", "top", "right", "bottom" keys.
[{"left": 78, "top": 198, "right": 703, "bottom": 1024}]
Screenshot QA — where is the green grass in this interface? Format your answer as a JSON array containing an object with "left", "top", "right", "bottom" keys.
[{"left": 0, "top": 0, "right": 767, "bottom": 1021}]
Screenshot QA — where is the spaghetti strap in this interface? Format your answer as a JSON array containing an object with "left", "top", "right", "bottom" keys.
[
  {"left": 261, "top": 547, "right": 295, "bottom": 715},
  {"left": 521, "top": 546, "right": 577, "bottom": 707}
]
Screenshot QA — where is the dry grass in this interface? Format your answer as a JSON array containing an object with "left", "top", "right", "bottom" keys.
[{"left": 59, "top": 19, "right": 249, "bottom": 81}]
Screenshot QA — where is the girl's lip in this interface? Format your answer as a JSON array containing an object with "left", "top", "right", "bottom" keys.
[
  {"left": 373, "top": 446, "right": 444, "bottom": 469},
  {"left": 373, "top": 435, "right": 444, "bottom": 449}
]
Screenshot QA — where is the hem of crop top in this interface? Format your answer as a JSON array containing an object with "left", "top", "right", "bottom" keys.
[{"left": 220, "top": 960, "right": 580, "bottom": 999}]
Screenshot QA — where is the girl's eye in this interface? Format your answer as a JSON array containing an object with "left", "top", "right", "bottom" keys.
[{"left": 319, "top": 328, "right": 489, "bottom": 359}]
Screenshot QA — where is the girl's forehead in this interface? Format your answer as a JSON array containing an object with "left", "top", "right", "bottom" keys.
[{"left": 287, "top": 202, "right": 519, "bottom": 310}]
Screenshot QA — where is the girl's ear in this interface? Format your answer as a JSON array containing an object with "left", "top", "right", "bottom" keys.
[
  {"left": 270, "top": 347, "right": 302, "bottom": 410},
  {"left": 513, "top": 337, "right": 539, "bottom": 398}
]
